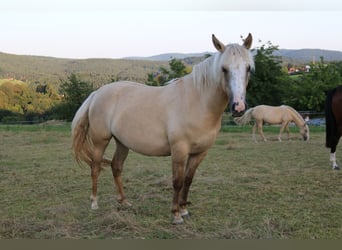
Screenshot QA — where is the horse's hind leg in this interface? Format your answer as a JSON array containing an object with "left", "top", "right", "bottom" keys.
[
  {"left": 285, "top": 124, "right": 290, "bottom": 140},
  {"left": 257, "top": 121, "right": 267, "bottom": 141},
  {"left": 111, "top": 139, "right": 131, "bottom": 206},
  {"left": 179, "top": 151, "right": 208, "bottom": 219},
  {"left": 90, "top": 137, "right": 111, "bottom": 210},
  {"left": 252, "top": 123, "right": 257, "bottom": 142},
  {"left": 90, "top": 165, "right": 100, "bottom": 209}
]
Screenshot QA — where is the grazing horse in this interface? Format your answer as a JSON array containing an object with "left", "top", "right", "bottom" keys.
[
  {"left": 234, "top": 105, "right": 310, "bottom": 142},
  {"left": 71, "top": 34, "right": 254, "bottom": 224},
  {"left": 325, "top": 85, "right": 342, "bottom": 170}
]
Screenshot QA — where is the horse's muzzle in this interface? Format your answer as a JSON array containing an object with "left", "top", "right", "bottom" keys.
[{"left": 231, "top": 101, "right": 247, "bottom": 117}]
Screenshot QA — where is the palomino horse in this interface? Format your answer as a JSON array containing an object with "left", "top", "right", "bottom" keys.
[
  {"left": 234, "top": 105, "right": 309, "bottom": 142},
  {"left": 71, "top": 34, "right": 254, "bottom": 224},
  {"left": 325, "top": 85, "right": 342, "bottom": 170}
]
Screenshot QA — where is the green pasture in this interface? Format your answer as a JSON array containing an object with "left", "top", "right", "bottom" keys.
[{"left": 0, "top": 124, "right": 341, "bottom": 239}]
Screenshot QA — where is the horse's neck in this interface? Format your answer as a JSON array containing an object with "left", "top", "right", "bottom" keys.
[
  {"left": 191, "top": 76, "right": 228, "bottom": 115},
  {"left": 288, "top": 107, "right": 304, "bottom": 127},
  {"left": 188, "top": 55, "right": 229, "bottom": 117}
]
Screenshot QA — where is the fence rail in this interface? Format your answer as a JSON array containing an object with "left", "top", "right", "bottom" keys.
[
  {"left": 0, "top": 119, "right": 68, "bottom": 126},
  {"left": 0, "top": 111, "right": 325, "bottom": 127}
]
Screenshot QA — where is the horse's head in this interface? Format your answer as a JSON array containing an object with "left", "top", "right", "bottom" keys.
[
  {"left": 212, "top": 33, "right": 254, "bottom": 117},
  {"left": 300, "top": 123, "right": 310, "bottom": 141}
]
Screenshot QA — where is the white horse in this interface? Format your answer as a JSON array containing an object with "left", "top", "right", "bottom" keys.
[
  {"left": 71, "top": 34, "right": 254, "bottom": 224},
  {"left": 234, "top": 105, "right": 310, "bottom": 142}
]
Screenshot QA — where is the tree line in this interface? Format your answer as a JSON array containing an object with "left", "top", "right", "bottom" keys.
[
  {"left": 247, "top": 42, "right": 342, "bottom": 112},
  {"left": 1, "top": 42, "right": 342, "bottom": 123},
  {"left": 0, "top": 80, "right": 61, "bottom": 123}
]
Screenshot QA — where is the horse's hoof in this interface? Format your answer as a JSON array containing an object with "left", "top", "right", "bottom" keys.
[
  {"left": 182, "top": 213, "right": 191, "bottom": 220},
  {"left": 122, "top": 200, "right": 132, "bottom": 207},
  {"left": 172, "top": 216, "right": 184, "bottom": 225},
  {"left": 91, "top": 203, "right": 99, "bottom": 210},
  {"left": 180, "top": 208, "right": 191, "bottom": 219},
  {"left": 90, "top": 195, "right": 99, "bottom": 209},
  {"left": 118, "top": 198, "right": 132, "bottom": 207},
  {"left": 333, "top": 165, "right": 340, "bottom": 170}
]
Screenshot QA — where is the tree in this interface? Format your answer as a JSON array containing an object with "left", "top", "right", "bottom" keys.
[
  {"left": 56, "top": 74, "right": 94, "bottom": 121},
  {"left": 288, "top": 57, "right": 342, "bottom": 111},
  {"left": 246, "top": 41, "right": 290, "bottom": 107},
  {"left": 0, "top": 81, "right": 33, "bottom": 115},
  {"left": 146, "top": 58, "right": 189, "bottom": 86}
]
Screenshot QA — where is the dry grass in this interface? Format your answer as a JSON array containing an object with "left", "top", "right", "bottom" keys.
[{"left": 1, "top": 124, "right": 342, "bottom": 239}]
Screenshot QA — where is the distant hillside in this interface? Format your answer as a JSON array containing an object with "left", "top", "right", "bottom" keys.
[
  {"left": 275, "top": 49, "right": 342, "bottom": 64},
  {"left": 1, "top": 48, "right": 342, "bottom": 89},
  {"left": 125, "top": 52, "right": 212, "bottom": 61},
  {"left": 0, "top": 52, "right": 168, "bottom": 88},
  {"left": 128, "top": 49, "right": 342, "bottom": 64}
]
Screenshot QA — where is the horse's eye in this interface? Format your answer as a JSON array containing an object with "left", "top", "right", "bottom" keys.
[
  {"left": 247, "top": 65, "right": 251, "bottom": 72},
  {"left": 222, "top": 67, "right": 228, "bottom": 73}
]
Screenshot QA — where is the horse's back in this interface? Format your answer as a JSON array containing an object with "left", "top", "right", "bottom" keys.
[
  {"left": 89, "top": 81, "right": 168, "bottom": 117},
  {"left": 253, "top": 105, "right": 287, "bottom": 123}
]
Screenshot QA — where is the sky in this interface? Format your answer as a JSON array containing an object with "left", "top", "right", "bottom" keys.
[{"left": 1, "top": 0, "right": 342, "bottom": 59}]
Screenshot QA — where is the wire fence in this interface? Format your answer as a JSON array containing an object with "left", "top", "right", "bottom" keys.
[
  {"left": 0, "top": 119, "right": 68, "bottom": 126},
  {"left": 0, "top": 111, "right": 325, "bottom": 127}
]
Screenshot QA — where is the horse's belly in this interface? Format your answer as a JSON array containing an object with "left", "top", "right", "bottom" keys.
[
  {"left": 121, "top": 136, "right": 171, "bottom": 156},
  {"left": 112, "top": 120, "right": 171, "bottom": 156},
  {"left": 189, "top": 130, "right": 218, "bottom": 154}
]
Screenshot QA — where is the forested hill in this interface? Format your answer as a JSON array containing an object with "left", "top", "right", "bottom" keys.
[
  {"left": 275, "top": 49, "right": 342, "bottom": 64},
  {"left": 0, "top": 52, "right": 168, "bottom": 88},
  {"left": 1, "top": 48, "right": 342, "bottom": 88},
  {"left": 126, "top": 49, "right": 342, "bottom": 63}
]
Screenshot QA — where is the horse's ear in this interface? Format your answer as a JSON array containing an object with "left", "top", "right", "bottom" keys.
[
  {"left": 212, "top": 34, "right": 225, "bottom": 53},
  {"left": 243, "top": 33, "right": 253, "bottom": 49}
]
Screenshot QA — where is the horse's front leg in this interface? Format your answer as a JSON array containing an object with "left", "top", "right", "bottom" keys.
[
  {"left": 330, "top": 146, "right": 340, "bottom": 170},
  {"left": 170, "top": 147, "right": 188, "bottom": 224},
  {"left": 179, "top": 151, "right": 208, "bottom": 219},
  {"left": 278, "top": 122, "right": 288, "bottom": 142}
]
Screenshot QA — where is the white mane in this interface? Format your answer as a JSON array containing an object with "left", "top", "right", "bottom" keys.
[
  {"left": 282, "top": 105, "right": 306, "bottom": 126},
  {"left": 191, "top": 44, "right": 254, "bottom": 91}
]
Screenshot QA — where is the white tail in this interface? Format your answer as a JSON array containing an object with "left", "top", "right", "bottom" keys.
[
  {"left": 71, "top": 92, "right": 95, "bottom": 166},
  {"left": 233, "top": 108, "right": 254, "bottom": 125}
]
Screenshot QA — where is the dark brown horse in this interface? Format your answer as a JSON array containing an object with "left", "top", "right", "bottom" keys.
[{"left": 325, "top": 85, "right": 342, "bottom": 170}]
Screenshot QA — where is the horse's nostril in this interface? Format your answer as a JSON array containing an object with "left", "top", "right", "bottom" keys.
[
  {"left": 231, "top": 102, "right": 239, "bottom": 111},
  {"left": 231, "top": 102, "right": 246, "bottom": 117},
  {"left": 231, "top": 103, "right": 236, "bottom": 111}
]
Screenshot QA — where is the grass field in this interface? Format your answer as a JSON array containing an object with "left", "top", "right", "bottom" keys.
[{"left": 1, "top": 123, "right": 342, "bottom": 239}]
